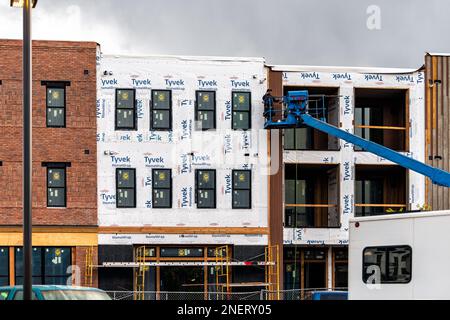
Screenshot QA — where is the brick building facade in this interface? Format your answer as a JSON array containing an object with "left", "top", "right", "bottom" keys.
[{"left": 0, "top": 40, "right": 98, "bottom": 287}]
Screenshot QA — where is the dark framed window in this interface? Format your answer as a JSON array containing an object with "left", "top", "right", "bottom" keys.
[
  {"left": 115, "top": 89, "right": 137, "bottom": 130},
  {"left": 284, "top": 176, "right": 314, "bottom": 228},
  {"left": 195, "top": 169, "right": 216, "bottom": 209},
  {"left": 152, "top": 169, "right": 172, "bottom": 208},
  {"left": 232, "top": 170, "right": 251, "bottom": 209},
  {"left": 354, "top": 106, "right": 383, "bottom": 150},
  {"left": 47, "top": 166, "right": 66, "bottom": 208},
  {"left": 0, "top": 247, "right": 9, "bottom": 286},
  {"left": 46, "top": 85, "right": 66, "bottom": 127},
  {"left": 160, "top": 247, "right": 204, "bottom": 258},
  {"left": 116, "top": 168, "right": 136, "bottom": 208},
  {"left": 284, "top": 128, "right": 313, "bottom": 150},
  {"left": 355, "top": 179, "right": 383, "bottom": 217},
  {"left": 334, "top": 247, "right": 348, "bottom": 289},
  {"left": 232, "top": 91, "right": 251, "bottom": 130},
  {"left": 151, "top": 90, "right": 172, "bottom": 130},
  {"left": 363, "top": 245, "right": 412, "bottom": 284},
  {"left": 195, "top": 91, "right": 216, "bottom": 130},
  {"left": 15, "top": 247, "right": 71, "bottom": 285}
]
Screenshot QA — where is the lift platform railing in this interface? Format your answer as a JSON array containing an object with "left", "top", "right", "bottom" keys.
[{"left": 263, "top": 90, "right": 450, "bottom": 187}]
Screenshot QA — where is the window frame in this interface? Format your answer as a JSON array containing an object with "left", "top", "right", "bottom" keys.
[
  {"left": 195, "top": 90, "right": 216, "bottom": 131},
  {"left": 14, "top": 247, "right": 72, "bottom": 286},
  {"left": 150, "top": 89, "right": 172, "bottom": 131},
  {"left": 116, "top": 168, "right": 137, "bottom": 208},
  {"left": 231, "top": 91, "right": 252, "bottom": 130},
  {"left": 45, "top": 84, "right": 67, "bottom": 128},
  {"left": 152, "top": 168, "right": 172, "bottom": 209},
  {"left": 362, "top": 245, "right": 412, "bottom": 284},
  {"left": 46, "top": 165, "right": 67, "bottom": 208},
  {"left": 232, "top": 169, "right": 252, "bottom": 209},
  {"left": 355, "top": 178, "right": 384, "bottom": 217},
  {"left": 0, "top": 247, "right": 9, "bottom": 286},
  {"left": 195, "top": 169, "right": 216, "bottom": 209},
  {"left": 115, "top": 88, "right": 137, "bottom": 131},
  {"left": 283, "top": 127, "right": 314, "bottom": 150}
]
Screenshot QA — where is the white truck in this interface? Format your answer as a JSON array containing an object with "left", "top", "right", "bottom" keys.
[{"left": 348, "top": 210, "right": 450, "bottom": 300}]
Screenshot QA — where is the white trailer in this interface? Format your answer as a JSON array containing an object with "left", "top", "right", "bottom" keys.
[{"left": 348, "top": 210, "right": 450, "bottom": 300}]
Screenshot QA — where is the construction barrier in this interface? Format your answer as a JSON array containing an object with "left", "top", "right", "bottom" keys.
[{"left": 105, "top": 288, "right": 347, "bottom": 301}]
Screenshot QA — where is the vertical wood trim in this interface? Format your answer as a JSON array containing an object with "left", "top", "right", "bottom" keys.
[
  {"left": 405, "top": 90, "right": 410, "bottom": 152},
  {"left": 268, "top": 70, "right": 284, "bottom": 289},
  {"left": 442, "top": 57, "right": 449, "bottom": 209},
  {"left": 72, "top": 247, "right": 76, "bottom": 285},
  {"left": 432, "top": 57, "right": 438, "bottom": 208},
  {"left": 156, "top": 248, "right": 160, "bottom": 295},
  {"left": 300, "top": 250, "right": 305, "bottom": 297},
  {"left": 9, "top": 247, "right": 14, "bottom": 286},
  {"left": 425, "top": 56, "right": 432, "bottom": 206},
  {"left": 437, "top": 58, "right": 444, "bottom": 210},
  {"left": 331, "top": 248, "right": 335, "bottom": 289}
]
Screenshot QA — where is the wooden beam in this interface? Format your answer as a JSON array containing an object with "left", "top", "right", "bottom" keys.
[
  {"left": 9, "top": 247, "right": 14, "bottom": 286},
  {"left": 0, "top": 232, "right": 97, "bottom": 246},
  {"left": 354, "top": 204, "right": 407, "bottom": 208},
  {"left": 285, "top": 204, "right": 337, "bottom": 208},
  {"left": 98, "top": 226, "right": 268, "bottom": 235},
  {"left": 355, "top": 125, "right": 406, "bottom": 130}
]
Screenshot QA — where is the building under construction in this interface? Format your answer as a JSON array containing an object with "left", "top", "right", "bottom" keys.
[{"left": 0, "top": 39, "right": 449, "bottom": 298}]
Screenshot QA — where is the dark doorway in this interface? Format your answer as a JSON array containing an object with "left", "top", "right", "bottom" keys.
[
  {"left": 160, "top": 267, "right": 204, "bottom": 292},
  {"left": 304, "top": 262, "right": 326, "bottom": 289}
]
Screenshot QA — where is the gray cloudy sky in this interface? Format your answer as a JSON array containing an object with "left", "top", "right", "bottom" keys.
[{"left": 1, "top": 0, "right": 449, "bottom": 68}]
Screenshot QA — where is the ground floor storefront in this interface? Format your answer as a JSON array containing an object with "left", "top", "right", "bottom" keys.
[
  {"left": 283, "top": 245, "right": 348, "bottom": 291},
  {"left": 0, "top": 227, "right": 98, "bottom": 287},
  {"left": 98, "top": 244, "right": 268, "bottom": 296}
]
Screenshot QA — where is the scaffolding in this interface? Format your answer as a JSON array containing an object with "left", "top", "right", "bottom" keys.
[
  {"left": 214, "top": 245, "right": 230, "bottom": 298},
  {"left": 265, "top": 245, "right": 281, "bottom": 300},
  {"left": 134, "top": 246, "right": 147, "bottom": 300},
  {"left": 84, "top": 246, "right": 94, "bottom": 287},
  {"left": 87, "top": 244, "right": 281, "bottom": 300}
]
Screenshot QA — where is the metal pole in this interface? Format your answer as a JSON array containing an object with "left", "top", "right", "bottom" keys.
[{"left": 23, "top": 0, "right": 33, "bottom": 301}]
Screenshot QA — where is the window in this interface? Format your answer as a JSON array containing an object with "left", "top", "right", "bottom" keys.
[
  {"left": 285, "top": 177, "right": 314, "bottom": 228},
  {"left": 284, "top": 128, "right": 313, "bottom": 150},
  {"left": 46, "top": 85, "right": 66, "bottom": 127},
  {"left": 363, "top": 246, "right": 412, "bottom": 284},
  {"left": 116, "top": 168, "right": 136, "bottom": 208},
  {"left": 334, "top": 248, "right": 348, "bottom": 289},
  {"left": 196, "top": 169, "right": 216, "bottom": 208},
  {"left": 232, "top": 91, "right": 251, "bottom": 130},
  {"left": 152, "top": 169, "right": 172, "bottom": 208},
  {"left": 115, "top": 89, "right": 136, "bottom": 130},
  {"left": 0, "top": 247, "right": 9, "bottom": 286},
  {"left": 195, "top": 91, "right": 216, "bottom": 130},
  {"left": 232, "top": 170, "right": 251, "bottom": 209},
  {"left": 151, "top": 90, "right": 172, "bottom": 130},
  {"left": 354, "top": 106, "right": 383, "bottom": 151},
  {"left": 355, "top": 179, "right": 383, "bottom": 217},
  {"left": 47, "top": 166, "right": 66, "bottom": 208},
  {"left": 15, "top": 247, "right": 71, "bottom": 285}
]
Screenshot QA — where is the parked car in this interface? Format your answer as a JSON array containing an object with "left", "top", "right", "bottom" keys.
[
  {"left": 0, "top": 285, "right": 111, "bottom": 300},
  {"left": 311, "top": 291, "right": 348, "bottom": 300}
]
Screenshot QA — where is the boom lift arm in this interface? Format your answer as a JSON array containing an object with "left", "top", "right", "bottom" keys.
[{"left": 263, "top": 90, "right": 450, "bottom": 187}]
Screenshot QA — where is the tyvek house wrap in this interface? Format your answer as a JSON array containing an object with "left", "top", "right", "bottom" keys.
[
  {"left": 280, "top": 68, "right": 425, "bottom": 245},
  {"left": 96, "top": 53, "right": 269, "bottom": 245}
]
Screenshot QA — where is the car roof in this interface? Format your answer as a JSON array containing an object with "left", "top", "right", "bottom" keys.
[{"left": 0, "top": 285, "right": 103, "bottom": 292}]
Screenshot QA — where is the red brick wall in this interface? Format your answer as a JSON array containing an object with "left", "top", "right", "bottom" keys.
[{"left": 0, "top": 40, "right": 98, "bottom": 226}]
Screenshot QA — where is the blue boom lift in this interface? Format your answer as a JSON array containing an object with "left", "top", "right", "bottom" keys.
[{"left": 263, "top": 90, "right": 450, "bottom": 187}]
